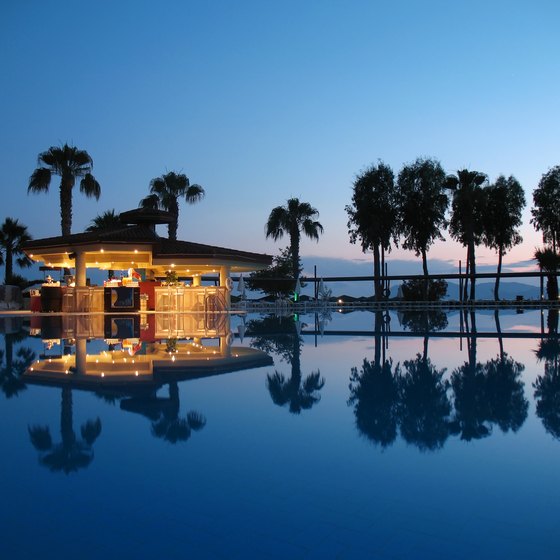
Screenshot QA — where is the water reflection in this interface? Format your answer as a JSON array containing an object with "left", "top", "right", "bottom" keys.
[
  {"left": 248, "top": 315, "right": 325, "bottom": 414},
  {"left": 534, "top": 310, "right": 560, "bottom": 439},
  {"left": 0, "top": 317, "right": 35, "bottom": 398},
  {"left": 21, "top": 313, "right": 272, "bottom": 469},
  {"left": 121, "top": 380, "right": 206, "bottom": 444},
  {"left": 349, "top": 310, "right": 530, "bottom": 450},
  {"left": 28, "top": 387, "right": 102, "bottom": 474}
]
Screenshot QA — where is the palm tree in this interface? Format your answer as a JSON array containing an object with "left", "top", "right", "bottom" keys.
[
  {"left": 396, "top": 158, "right": 448, "bottom": 279},
  {"left": 531, "top": 165, "right": 560, "bottom": 253},
  {"left": 85, "top": 209, "right": 121, "bottom": 232},
  {"left": 483, "top": 175, "right": 525, "bottom": 300},
  {"left": 139, "top": 171, "right": 204, "bottom": 241},
  {"left": 346, "top": 162, "right": 398, "bottom": 300},
  {"left": 28, "top": 144, "right": 101, "bottom": 236},
  {"left": 0, "top": 218, "right": 33, "bottom": 284},
  {"left": 266, "top": 198, "right": 323, "bottom": 284},
  {"left": 445, "top": 169, "right": 487, "bottom": 300},
  {"left": 535, "top": 247, "right": 560, "bottom": 300}
]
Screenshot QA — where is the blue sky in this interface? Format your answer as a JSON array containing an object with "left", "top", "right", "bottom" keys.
[{"left": 1, "top": 0, "right": 559, "bottom": 276}]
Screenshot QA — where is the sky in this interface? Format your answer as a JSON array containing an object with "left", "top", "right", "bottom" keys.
[{"left": 1, "top": 0, "right": 559, "bottom": 279}]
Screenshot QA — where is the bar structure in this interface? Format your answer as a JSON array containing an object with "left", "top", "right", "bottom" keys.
[{"left": 23, "top": 209, "right": 271, "bottom": 312}]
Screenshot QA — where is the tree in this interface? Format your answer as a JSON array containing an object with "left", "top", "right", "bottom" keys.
[
  {"left": 0, "top": 218, "right": 33, "bottom": 284},
  {"left": 140, "top": 171, "right": 204, "bottom": 241},
  {"left": 245, "top": 247, "right": 295, "bottom": 299},
  {"left": 346, "top": 162, "right": 398, "bottom": 300},
  {"left": 28, "top": 144, "right": 101, "bottom": 236},
  {"left": 531, "top": 166, "right": 560, "bottom": 253},
  {"left": 483, "top": 175, "right": 525, "bottom": 300},
  {"left": 445, "top": 169, "right": 487, "bottom": 301},
  {"left": 265, "top": 198, "right": 323, "bottom": 285},
  {"left": 85, "top": 209, "right": 121, "bottom": 232},
  {"left": 535, "top": 247, "right": 560, "bottom": 300},
  {"left": 396, "top": 158, "right": 448, "bottom": 278}
]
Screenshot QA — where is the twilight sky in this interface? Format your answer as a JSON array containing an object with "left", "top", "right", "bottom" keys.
[{"left": 1, "top": 0, "right": 559, "bottom": 276}]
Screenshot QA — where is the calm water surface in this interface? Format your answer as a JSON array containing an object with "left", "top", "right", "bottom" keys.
[{"left": 1, "top": 308, "right": 559, "bottom": 559}]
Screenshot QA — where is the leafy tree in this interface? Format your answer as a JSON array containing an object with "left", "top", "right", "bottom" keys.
[
  {"left": 140, "top": 171, "right": 204, "bottom": 241},
  {"left": 245, "top": 247, "right": 295, "bottom": 299},
  {"left": 400, "top": 278, "right": 448, "bottom": 302},
  {"left": 531, "top": 166, "right": 560, "bottom": 253},
  {"left": 28, "top": 144, "right": 101, "bottom": 236},
  {"left": 0, "top": 218, "right": 33, "bottom": 284},
  {"left": 445, "top": 169, "right": 487, "bottom": 300},
  {"left": 265, "top": 198, "right": 323, "bottom": 285},
  {"left": 85, "top": 209, "right": 121, "bottom": 232},
  {"left": 396, "top": 158, "right": 448, "bottom": 279},
  {"left": 346, "top": 162, "right": 398, "bottom": 300},
  {"left": 483, "top": 175, "right": 525, "bottom": 300}
]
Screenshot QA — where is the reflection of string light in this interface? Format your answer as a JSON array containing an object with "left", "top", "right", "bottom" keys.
[
  {"left": 101, "top": 372, "right": 105, "bottom": 377},
  {"left": 135, "top": 371, "right": 138, "bottom": 376}
]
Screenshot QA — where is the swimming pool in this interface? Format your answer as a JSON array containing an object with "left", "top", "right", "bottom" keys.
[{"left": 1, "top": 308, "right": 558, "bottom": 559}]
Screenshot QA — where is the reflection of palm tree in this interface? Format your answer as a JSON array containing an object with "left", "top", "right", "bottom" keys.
[
  {"left": 151, "top": 382, "right": 206, "bottom": 444},
  {"left": 28, "top": 387, "right": 102, "bottom": 474},
  {"left": 398, "top": 354, "right": 451, "bottom": 452},
  {"left": 0, "top": 327, "right": 34, "bottom": 398},
  {"left": 533, "top": 311, "right": 560, "bottom": 439},
  {"left": 267, "top": 369, "right": 324, "bottom": 414},
  {"left": 249, "top": 315, "right": 325, "bottom": 414},
  {"left": 400, "top": 310, "right": 448, "bottom": 359},
  {"left": 484, "top": 354, "right": 528, "bottom": 433},
  {"left": 348, "top": 357, "right": 399, "bottom": 448}
]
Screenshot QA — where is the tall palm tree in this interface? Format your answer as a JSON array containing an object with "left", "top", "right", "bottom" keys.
[
  {"left": 0, "top": 218, "right": 33, "bottom": 284},
  {"left": 445, "top": 169, "right": 487, "bottom": 301},
  {"left": 266, "top": 198, "right": 323, "bottom": 283},
  {"left": 396, "top": 157, "right": 448, "bottom": 279},
  {"left": 28, "top": 144, "right": 101, "bottom": 236},
  {"left": 85, "top": 209, "right": 121, "bottom": 232},
  {"left": 139, "top": 171, "right": 204, "bottom": 241},
  {"left": 483, "top": 175, "right": 525, "bottom": 300},
  {"left": 531, "top": 165, "right": 560, "bottom": 254},
  {"left": 346, "top": 162, "right": 398, "bottom": 300}
]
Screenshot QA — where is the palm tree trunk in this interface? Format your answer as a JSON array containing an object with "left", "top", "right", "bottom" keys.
[
  {"left": 291, "top": 230, "right": 300, "bottom": 281},
  {"left": 60, "top": 177, "right": 74, "bottom": 236},
  {"left": 4, "top": 246, "right": 13, "bottom": 283},
  {"left": 463, "top": 249, "right": 469, "bottom": 301},
  {"left": 168, "top": 200, "right": 179, "bottom": 241},
  {"left": 421, "top": 247, "right": 429, "bottom": 300},
  {"left": 494, "top": 249, "right": 503, "bottom": 301},
  {"left": 373, "top": 243, "right": 382, "bottom": 300},
  {"left": 469, "top": 238, "right": 476, "bottom": 301}
]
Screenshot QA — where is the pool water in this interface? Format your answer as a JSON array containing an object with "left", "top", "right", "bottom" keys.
[{"left": 1, "top": 308, "right": 559, "bottom": 559}]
